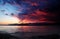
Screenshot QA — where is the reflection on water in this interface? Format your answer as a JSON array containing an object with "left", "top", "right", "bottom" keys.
[
  {"left": 0, "top": 26, "right": 20, "bottom": 33},
  {"left": 0, "top": 26, "right": 60, "bottom": 36}
]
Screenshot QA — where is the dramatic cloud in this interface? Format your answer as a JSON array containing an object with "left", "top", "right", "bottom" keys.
[{"left": 0, "top": 0, "right": 60, "bottom": 24}]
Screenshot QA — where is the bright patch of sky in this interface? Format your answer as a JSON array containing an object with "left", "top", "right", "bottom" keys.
[{"left": 0, "top": 13, "right": 19, "bottom": 24}]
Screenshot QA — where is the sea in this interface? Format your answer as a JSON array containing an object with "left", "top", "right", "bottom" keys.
[{"left": 0, "top": 25, "right": 60, "bottom": 39}]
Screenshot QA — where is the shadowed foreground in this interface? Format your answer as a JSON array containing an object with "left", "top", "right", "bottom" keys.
[{"left": 0, "top": 33, "right": 60, "bottom": 39}]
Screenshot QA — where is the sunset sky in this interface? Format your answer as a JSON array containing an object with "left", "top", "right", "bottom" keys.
[{"left": 0, "top": 0, "right": 59, "bottom": 24}]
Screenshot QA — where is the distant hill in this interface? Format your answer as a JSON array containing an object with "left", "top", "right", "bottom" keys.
[
  {"left": 0, "top": 22, "right": 59, "bottom": 26},
  {"left": 8, "top": 23, "right": 59, "bottom": 26}
]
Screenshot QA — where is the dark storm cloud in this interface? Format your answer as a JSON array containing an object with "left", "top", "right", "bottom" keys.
[
  {"left": 47, "top": 0, "right": 60, "bottom": 13},
  {"left": 47, "top": 0, "right": 60, "bottom": 22},
  {"left": 17, "top": 0, "right": 57, "bottom": 23}
]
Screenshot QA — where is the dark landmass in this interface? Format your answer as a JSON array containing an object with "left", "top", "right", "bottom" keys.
[
  {"left": 8, "top": 23, "right": 60, "bottom": 26},
  {"left": 0, "top": 23, "right": 60, "bottom": 26}
]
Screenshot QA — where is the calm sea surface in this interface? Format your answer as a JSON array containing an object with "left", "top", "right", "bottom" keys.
[{"left": 0, "top": 26, "right": 60, "bottom": 37}]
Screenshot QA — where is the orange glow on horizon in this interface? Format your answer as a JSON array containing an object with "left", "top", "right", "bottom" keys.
[{"left": 0, "top": 16, "right": 20, "bottom": 24}]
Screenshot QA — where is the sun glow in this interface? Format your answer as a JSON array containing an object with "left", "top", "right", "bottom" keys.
[{"left": 0, "top": 15, "right": 20, "bottom": 24}]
